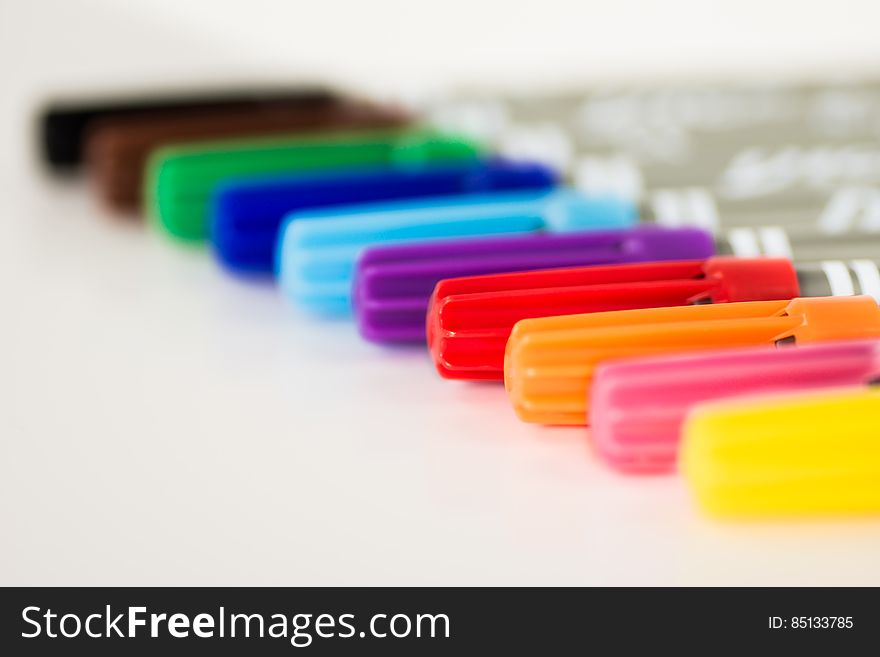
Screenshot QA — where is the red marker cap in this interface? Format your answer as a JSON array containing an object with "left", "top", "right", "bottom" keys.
[{"left": 428, "top": 256, "right": 799, "bottom": 380}]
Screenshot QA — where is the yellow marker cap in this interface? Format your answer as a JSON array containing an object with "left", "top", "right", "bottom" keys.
[{"left": 681, "top": 387, "right": 880, "bottom": 516}]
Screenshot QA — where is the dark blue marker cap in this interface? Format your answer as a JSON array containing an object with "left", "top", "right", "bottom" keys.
[{"left": 209, "top": 159, "right": 558, "bottom": 274}]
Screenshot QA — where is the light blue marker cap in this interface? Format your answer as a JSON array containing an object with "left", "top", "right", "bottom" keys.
[{"left": 276, "top": 187, "right": 638, "bottom": 315}]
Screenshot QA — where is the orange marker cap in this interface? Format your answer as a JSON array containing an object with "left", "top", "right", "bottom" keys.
[{"left": 504, "top": 295, "right": 880, "bottom": 425}]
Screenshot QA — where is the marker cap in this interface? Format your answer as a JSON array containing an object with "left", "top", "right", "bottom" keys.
[
  {"left": 358, "top": 226, "right": 713, "bottom": 344},
  {"left": 592, "top": 340, "right": 880, "bottom": 473},
  {"left": 504, "top": 295, "right": 880, "bottom": 425},
  {"left": 146, "top": 128, "right": 483, "bottom": 240},
  {"left": 682, "top": 387, "right": 880, "bottom": 516},
  {"left": 428, "top": 256, "right": 794, "bottom": 380},
  {"left": 211, "top": 159, "right": 557, "bottom": 273},
  {"left": 279, "top": 188, "right": 643, "bottom": 316}
]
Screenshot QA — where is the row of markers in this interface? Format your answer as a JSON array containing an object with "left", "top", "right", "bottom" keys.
[{"left": 43, "top": 88, "right": 880, "bottom": 518}]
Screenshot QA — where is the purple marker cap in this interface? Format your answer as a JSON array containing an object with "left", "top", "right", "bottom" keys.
[{"left": 353, "top": 225, "right": 716, "bottom": 344}]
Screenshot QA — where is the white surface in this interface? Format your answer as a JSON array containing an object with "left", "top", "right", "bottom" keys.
[{"left": 4, "top": 0, "right": 880, "bottom": 586}]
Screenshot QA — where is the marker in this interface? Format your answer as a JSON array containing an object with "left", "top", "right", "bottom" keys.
[
  {"left": 145, "top": 128, "right": 483, "bottom": 241},
  {"left": 39, "top": 86, "right": 340, "bottom": 171},
  {"left": 591, "top": 340, "right": 880, "bottom": 473},
  {"left": 681, "top": 387, "right": 880, "bottom": 516},
  {"left": 86, "top": 97, "right": 406, "bottom": 211},
  {"left": 428, "top": 256, "right": 798, "bottom": 379},
  {"left": 212, "top": 159, "right": 558, "bottom": 274},
  {"left": 358, "top": 227, "right": 714, "bottom": 343},
  {"left": 471, "top": 82, "right": 880, "bottom": 170},
  {"left": 277, "top": 190, "right": 645, "bottom": 315},
  {"left": 491, "top": 185, "right": 880, "bottom": 238},
  {"left": 504, "top": 295, "right": 880, "bottom": 425},
  {"left": 440, "top": 84, "right": 880, "bottom": 204},
  {"left": 426, "top": 231, "right": 880, "bottom": 376},
  {"left": 436, "top": 85, "right": 880, "bottom": 235},
  {"left": 719, "top": 226, "right": 880, "bottom": 260}
]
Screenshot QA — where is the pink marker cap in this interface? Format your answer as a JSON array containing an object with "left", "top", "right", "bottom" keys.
[{"left": 590, "top": 339, "right": 880, "bottom": 474}]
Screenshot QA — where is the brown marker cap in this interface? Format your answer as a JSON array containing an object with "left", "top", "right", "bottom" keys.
[{"left": 84, "top": 97, "right": 409, "bottom": 212}]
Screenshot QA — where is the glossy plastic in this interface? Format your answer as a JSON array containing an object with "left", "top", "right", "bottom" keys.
[
  {"left": 40, "top": 87, "right": 338, "bottom": 170},
  {"left": 681, "top": 388, "right": 880, "bottom": 516},
  {"left": 592, "top": 340, "right": 880, "bottom": 473},
  {"left": 87, "top": 98, "right": 406, "bottom": 210},
  {"left": 211, "top": 159, "right": 558, "bottom": 274},
  {"left": 354, "top": 225, "right": 714, "bottom": 346},
  {"left": 278, "top": 189, "right": 641, "bottom": 316},
  {"left": 145, "top": 128, "right": 483, "bottom": 240},
  {"left": 359, "top": 226, "right": 714, "bottom": 344},
  {"left": 504, "top": 295, "right": 880, "bottom": 425},
  {"left": 429, "top": 256, "right": 796, "bottom": 380}
]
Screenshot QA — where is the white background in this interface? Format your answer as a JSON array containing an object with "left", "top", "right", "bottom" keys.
[{"left": 3, "top": 0, "right": 880, "bottom": 585}]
